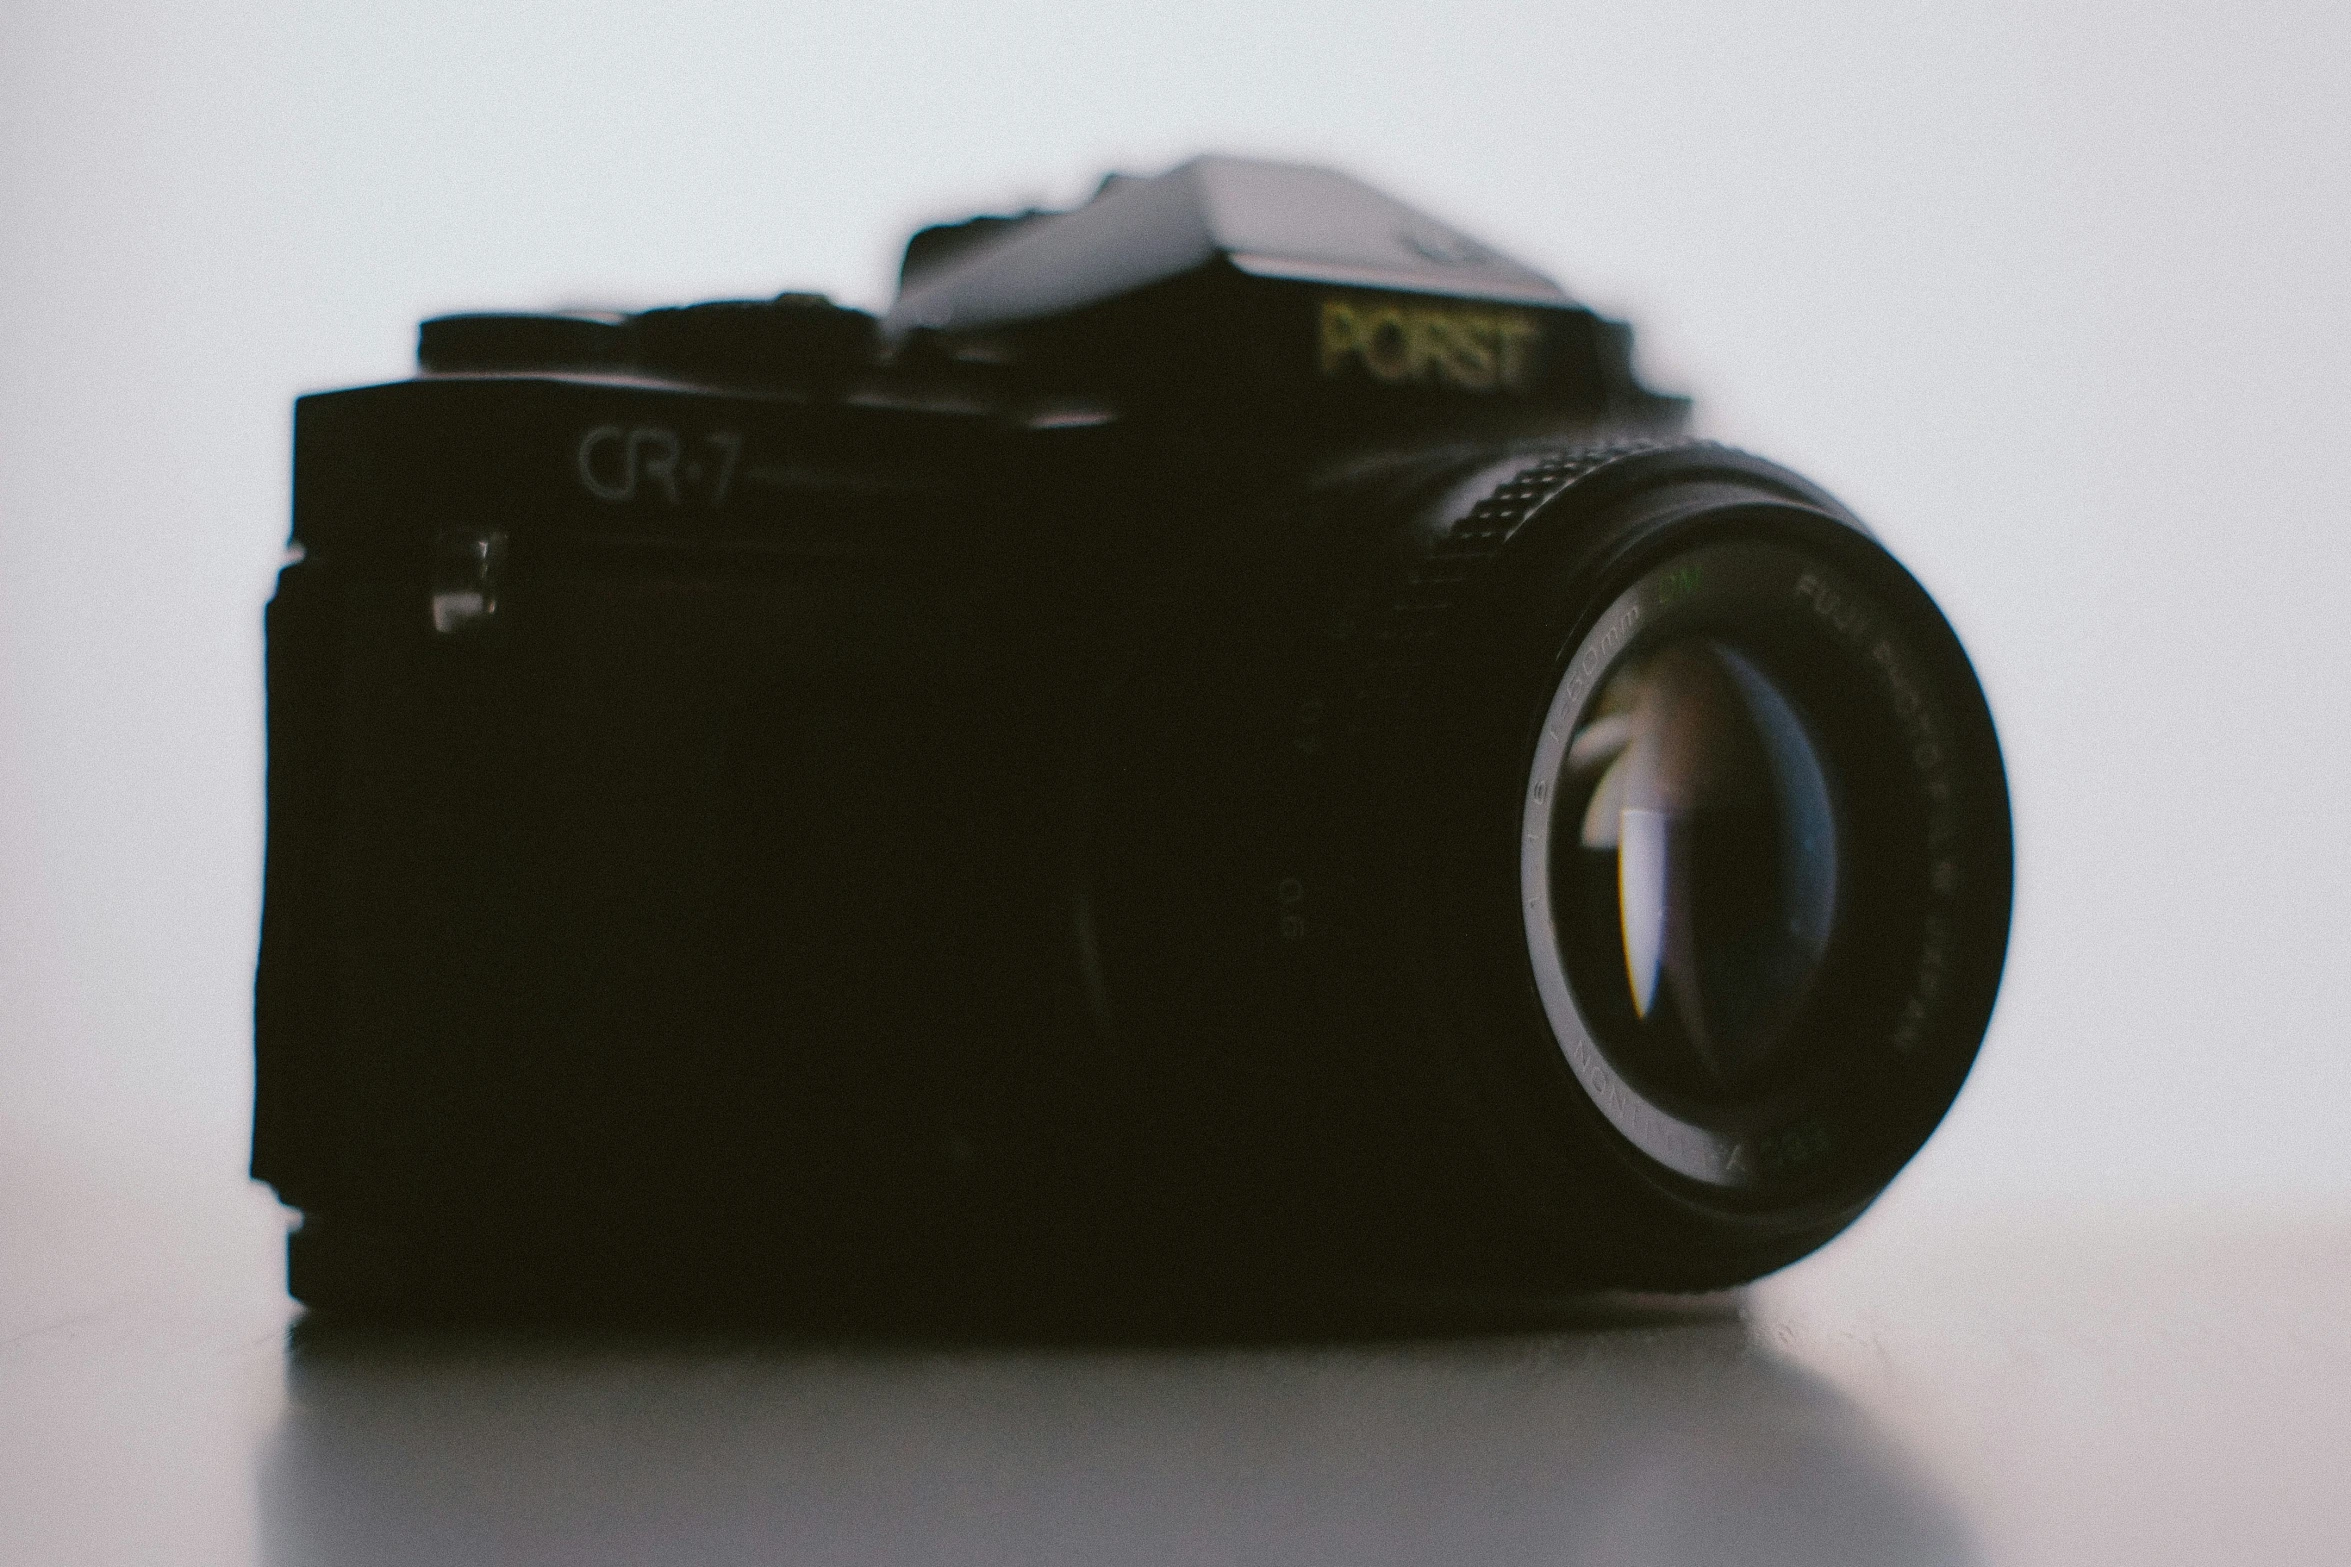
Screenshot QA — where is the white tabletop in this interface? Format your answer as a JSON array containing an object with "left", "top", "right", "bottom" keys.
[{"left": 5, "top": 1144, "right": 2343, "bottom": 1567}]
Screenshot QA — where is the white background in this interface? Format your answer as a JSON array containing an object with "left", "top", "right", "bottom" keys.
[{"left": 4, "top": 0, "right": 2347, "bottom": 1214}]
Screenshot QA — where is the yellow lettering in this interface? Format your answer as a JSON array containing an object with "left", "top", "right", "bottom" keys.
[
  {"left": 1496, "top": 316, "right": 1540, "bottom": 392},
  {"left": 1449, "top": 317, "right": 1497, "bottom": 391},
  {"left": 1362, "top": 307, "right": 1412, "bottom": 381},
  {"left": 1406, "top": 312, "right": 1448, "bottom": 382},
  {"left": 1319, "top": 300, "right": 1363, "bottom": 376},
  {"left": 1316, "top": 294, "right": 1542, "bottom": 393}
]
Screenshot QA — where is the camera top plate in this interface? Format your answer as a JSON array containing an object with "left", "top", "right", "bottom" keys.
[{"left": 886, "top": 155, "right": 1573, "bottom": 336}]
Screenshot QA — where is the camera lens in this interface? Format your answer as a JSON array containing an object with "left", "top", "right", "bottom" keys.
[
  {"left": 1086, "top": 444, "right": 2009, "bottom": 1283},
  {"left": 1550, "top": 637, "right": 1839, "bottom": 1102},
  {"left": 1481, "top": 461, "right": 2011, "bottom": 1221}
]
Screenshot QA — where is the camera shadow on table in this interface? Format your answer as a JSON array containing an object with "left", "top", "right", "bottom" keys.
[{"left": 258, "top": 1293, "right": 1972, "bottom": 1567}]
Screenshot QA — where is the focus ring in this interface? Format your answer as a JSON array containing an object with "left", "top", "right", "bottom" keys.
[{"left": 1355, "top": 443, "right": 1675, "bottom": 726}]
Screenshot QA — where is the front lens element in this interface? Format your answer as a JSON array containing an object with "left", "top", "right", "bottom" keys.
[
  {"left": 1512, "top": 510, "right": 2007, "bottom": 1203},
  {"left": 1564, "top": 639, "right": 1838, "bottom": 1098}
]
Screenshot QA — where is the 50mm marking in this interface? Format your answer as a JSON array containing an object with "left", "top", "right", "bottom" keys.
[{"left": 576, "top": 425, "right": 742, "bottom": 507}]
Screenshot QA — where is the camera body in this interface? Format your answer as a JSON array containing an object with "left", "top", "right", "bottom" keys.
[{"left": 256, "top": 158, "right": 2011, "bottom": 1320}]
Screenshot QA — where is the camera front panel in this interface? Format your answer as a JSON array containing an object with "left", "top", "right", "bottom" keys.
[{"left": 260, "top": 380, "right": 1142, "bottom": 1308}]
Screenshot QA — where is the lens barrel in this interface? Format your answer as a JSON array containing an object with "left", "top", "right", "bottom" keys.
[{"left": 1263, "top": 443, "right": 2012, "bottom": 1288}]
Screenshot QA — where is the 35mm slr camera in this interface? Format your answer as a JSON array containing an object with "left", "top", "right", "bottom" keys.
[{"left": 255, "top": 158, "right": 2011, "bottom": 1320}]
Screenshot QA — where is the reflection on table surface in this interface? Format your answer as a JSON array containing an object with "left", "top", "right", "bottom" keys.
[
  {"left": 2, "top": 1152, "right": 2347, "bottom": 1566},
  {"left": 262, "top": 1308, "right": 1965, "bottom": 1567}
]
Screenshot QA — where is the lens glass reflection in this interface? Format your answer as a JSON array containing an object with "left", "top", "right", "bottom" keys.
[{"left": 1561, "top": 639, "right": 1839, "bottom": 1098}]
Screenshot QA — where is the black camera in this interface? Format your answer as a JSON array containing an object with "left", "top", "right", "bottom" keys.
[{"left": 255, "top": 157, "right": 2011, "bottom": 1321}]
